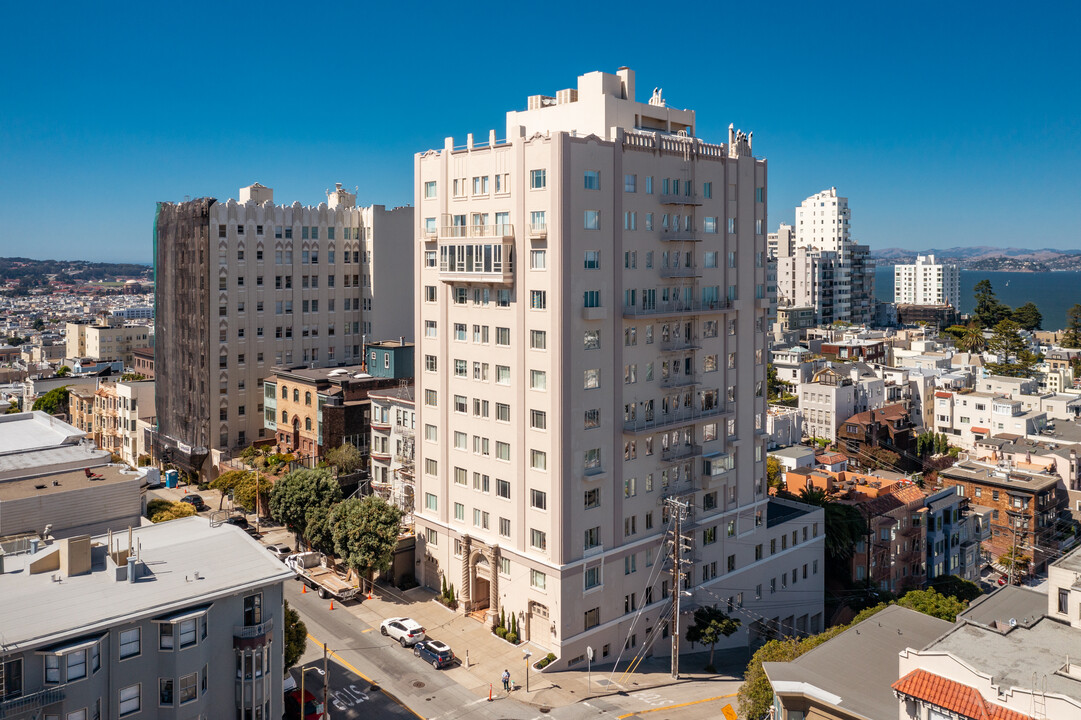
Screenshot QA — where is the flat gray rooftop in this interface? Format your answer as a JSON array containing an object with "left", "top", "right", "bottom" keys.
[
  {"left": 0, "top": 463, "right": 142, "bottom": 501},
  {"left": 0, "top": 516, "right": 293, "bottom": 650},
  {"left": 0, "top": 411, "right": 84, "bottom": 456},
  {"left": 1055, "top": 545, "right": 1081, "bottom": 574},
  {"left": 764, "top": 605, "right": 952, "bottom": 720},
  {"left": 0, "top": 443, "right": 110, "bottom": 481},
  {"left": 960, "top": 585, "right": 1047, "bottom": 628}
]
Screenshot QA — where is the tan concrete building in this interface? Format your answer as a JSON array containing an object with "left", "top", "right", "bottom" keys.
[
  {"left": 65, "top": 315, "right": 151, "bottom": 366},
  {"left": 413, "top": 68, "right": 823, "bottom": 669},
  {"left": 152, "top": 184, "right": 414, "bottom": 473}
]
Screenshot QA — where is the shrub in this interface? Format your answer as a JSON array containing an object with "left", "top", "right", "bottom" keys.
[
  {"left": 537, "top": 658, "right": 549, "bottom": 669},
  {"left": 545, "top": 652, "right": 556, "bottom": 663},
  {"left": 495, "top": 627, "right": 508, "bottom": 638},
  {"left": 505, "top": 632, "right": 518, "bottom": 645}
]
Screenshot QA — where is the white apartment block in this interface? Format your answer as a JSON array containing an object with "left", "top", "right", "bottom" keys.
[
  {"left": 798, "top": 364, "right": 885, "bottom": 442},
  {"left": 369, "top": 385, "right": 416, "bottom": 515},
  {"left": 893, "top": 254, "right": 960, "bottom": 307},
  {"left": 153, "top": 184, "right": 413, "bottom": 473},
  {"left": 795, "top": 187, "right": 850, "bottom": 255},
  {"left": 413, "top": 68, "right": 823, "bottom": 669},
  {"left": 65, "top": 317, "right": 151, "bottom": 366}
]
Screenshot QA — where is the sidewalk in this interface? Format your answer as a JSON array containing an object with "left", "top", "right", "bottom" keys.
[{"left": 338, "top": 583, "right": 747, "bottom": 709}]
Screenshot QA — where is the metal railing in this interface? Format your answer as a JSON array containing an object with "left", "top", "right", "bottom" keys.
[
  {"left": 659, "top": 229, "right": 699, "bottom": 242},
  {"left": 622, "top": 404, "right": 729, "bottom": 434},
  {"left": 233, "top": 618, "right": 274, "bottom": 640},
  {"left": 661, "top": 443, "right": 703, "bottom": 462},
  {"left": 659, "top": 193, "right": 701, "bottom": 205},
  {"left": 0, "top": 687, "right": 66, "bottom": 718},
  {"left": 658, "top": 266, "right": 701, "bottom": 278},
  {"left": 658, "top": 336, "right": 700, "bottom": 353},
  {"left": 660, "top": 373, "right": 701, "bottom": 389},
  {"left": 622, "top": 298, "right": 732, "bottom": 318},
  {"left": 439, "top": 223, "right": 514, "bottom": 239}
]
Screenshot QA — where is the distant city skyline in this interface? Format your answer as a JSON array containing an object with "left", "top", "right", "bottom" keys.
[{"left": 1, "top": 2, "right": 1077, "bottom": 262}]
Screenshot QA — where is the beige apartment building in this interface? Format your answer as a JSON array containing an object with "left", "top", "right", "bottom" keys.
[
  {"left": 65, "top": 315, "right": 151, "bottom": 366},
  {"left": 152, "top": 183, "right": 413, "bottom": 473},
  {"left": 413, "top": 68, "right": 824, "bottom": 669}
]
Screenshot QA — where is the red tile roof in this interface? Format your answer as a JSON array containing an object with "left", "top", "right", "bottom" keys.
[
  {"left": 971, "top": 426, "right": 990, "bottom": 434},
  {"left": 935, "top": 391, "right": 953, "bottom": 398},
  {"left": 892, "top": 669, "right": 1033, "bottom": 720}
]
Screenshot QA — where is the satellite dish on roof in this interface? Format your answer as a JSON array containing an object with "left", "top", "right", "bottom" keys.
[{"left": 1009, "top": 618, "right": 1017, "bottom": 627}]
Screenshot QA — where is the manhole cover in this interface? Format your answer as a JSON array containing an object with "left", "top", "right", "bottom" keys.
[{"left": 412, "top": 681, "right": 425, "bottom": 689}]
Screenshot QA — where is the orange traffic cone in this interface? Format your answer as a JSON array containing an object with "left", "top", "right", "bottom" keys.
[
  {"left": 302, "top": 585, "right": 307, "bottom": 594},
  {"left": 329, "top": 600, "right": 335, "bottom": 611},
  {"left": 368, "top": 589, "right": 373, "bottom": 600}
]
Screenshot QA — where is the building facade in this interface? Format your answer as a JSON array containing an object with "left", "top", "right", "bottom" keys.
[
  {"left": 152, "top": 184, "right": 414, "bottom": 473},
  {"left": 65, "top": 316, "right": 151, "bottom": 366},
  {"left": 412, "top": 68, "right": 823, "bottom": 668},
  {"left": 893, "top": 254, "right": 961, "bottom": 308},
  {"left": 369, "top": 385, "right": 416, "bottom": 515},
  {"left": 0, "top": 518, "right": 291, "bottom": 720}
]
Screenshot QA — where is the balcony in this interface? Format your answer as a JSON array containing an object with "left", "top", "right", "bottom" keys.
[
  {"left": 660, "top": 372, "right": 701, "bottom": 389},
  {"left": 233, "top": 618, "right": 274, "bottom": 649},
  {"left": 659, "top": 229, "right": 700, "bottom": 242},
  {"left": 659, "top": 192, "right": 702, "bottom": 206},
  {"left": 581, "top": 306, "right": 607, "bottom": 321},
  {"left": 623, "top": 298, "right": 733, "bottom": 319},
  {"left": 658, "top": 336, "right": 700, "bottom": 353},
  {"left": 623, "top": 403, "right": 729, "bottom": 435},
  {"left": 1, "top": 688, "right": 66, "bottom": 718},
  {"left": 438, "top": 240, "right": 514, "bottom": 284},
  {"left": 440, "top": 223, "right": 514, "bottom": 240},
  {"left": 661, "top": 443, "right": 702, "bottom": 462},
  {"left": 658, "top": 266, "right": 702, "bottom": 279},
  {"left": 528, "top": 223, "right": 547, "bottom": 239}
]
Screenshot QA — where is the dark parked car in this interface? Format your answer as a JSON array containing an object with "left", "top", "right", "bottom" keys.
[
  {"left": 413, "top": 639, "right": 454, "bottom": 669},
  {"left": 284, "top": 688, "right": 324, "bottom": 720},
  {"left": 179, "top": 494, "right": 205, "bottom": 511},
  {"left": 225, "top": 515, "right": 249, "bottom": 529}
]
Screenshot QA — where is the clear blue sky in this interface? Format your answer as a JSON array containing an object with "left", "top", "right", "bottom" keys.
[{"left": 1, "top": 1, "right": 1078, "bottom": 263}]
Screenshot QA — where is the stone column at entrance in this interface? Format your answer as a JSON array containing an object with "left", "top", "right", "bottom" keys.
[
  {"left": 485, "top": 545, "right": 500, "bottom": 627},
  {"left": 460, "top": 535, "right": 471, "bottom": 613}
]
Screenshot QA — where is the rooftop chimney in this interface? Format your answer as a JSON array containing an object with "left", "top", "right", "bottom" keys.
[{"left": 616, "top": 67, "right": 635, "bottom": 100}]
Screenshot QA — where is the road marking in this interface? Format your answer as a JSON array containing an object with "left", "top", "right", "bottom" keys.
[
  {"left": 361, "top": 627, "right": 374, "bottom": 633},
  {"left": 616, "top": 692, "right": 737, "bottom": 719},
  {"left": 306, "top": 632, "right": 426, "bottom": 720}
]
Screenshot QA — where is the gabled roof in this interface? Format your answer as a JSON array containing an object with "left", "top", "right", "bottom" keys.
[{"left": 892, "top": 669, "right": 1033, "bottom": 720}]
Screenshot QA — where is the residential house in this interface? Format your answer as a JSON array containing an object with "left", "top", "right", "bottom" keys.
[{"left": 837, "top": 403, "right": 918, "bottom": 471}]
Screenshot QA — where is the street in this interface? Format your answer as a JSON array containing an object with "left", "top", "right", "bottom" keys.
[{"left": 286, "top": 580, "right": 743, "bottom": 720}]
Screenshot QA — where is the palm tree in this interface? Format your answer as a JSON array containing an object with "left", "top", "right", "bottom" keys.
[{"left": 957, "top": 323, "right": 986, "bottom": 354}]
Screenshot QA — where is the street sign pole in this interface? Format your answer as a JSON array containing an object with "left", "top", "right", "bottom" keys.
[{"left": 586, "top": 646, "right": 594, "bottom": 696}]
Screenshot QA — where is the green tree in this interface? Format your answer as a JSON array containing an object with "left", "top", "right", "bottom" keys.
[
  {"left": 897, "top": 588, "right": 967, "bottom": 622},
  {"left": 146, "top": 499, "right": 196, "bottom": 523},
  {"left": 210, "top": 470, "right": 267, "bottom": 513},
  {"left": 4, "top": 398, "right": 21, "bottom": 414},
  {"left": 685, "top": 606, "right": 741, "bottom": 671},
  {"left": 999, "top": 547, "right": 1031, "bottom": 578},
  {"left": 766, "top": 456, "right": 782, "bottom": 489},
  {"left": 32, "top": 386, "right": 70, "bottom": 415},
  {"left": 928, "top": 575, "right": 982, "bottom": 604},
  {"left": 972, "top": 280, "right": 1011, "bottom": 328},
  {"left": 268, "top": 468, "right": 342, "bottom": 543},
  {"left": 985, "top": 319, "right": 1041, "bottom": 377},
  {"left": 957, "top": 323, "right": 987, "bottom": 355},
  {"left": 304, "top": 502, "right": 337, "bottom": 556},
  {"left": 865, "top": 446, "right": 901, "bottom": 471},
  {"left": 32, "top": 317, "right": 46, "bottom": 331},
  {"left": 797, "top": 486, "right": 828, "bottom": 507},
  {"left": 942, "top": 324, "right": 968, "bottom": 341},
  {"left": 55, "top": 365, "right": 71, "bottom": 377},
  {"left": 283, "top": 600, "right": 307, "bottom": 670},
  {"left": 1063, "top": 304, "right": 1081, "bottom": 349},
  {"left": 330, "top": 495, "right": 403, "bottom": 579},
  {"left": 1011, "top": 302, "right": 1043, "bottom": 331},
  {"left": 325, "top": 443, "right": 364, "bottom": 474}
]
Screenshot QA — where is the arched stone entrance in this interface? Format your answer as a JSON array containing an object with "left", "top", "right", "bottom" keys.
[{"left": 460, "top": 535, "right": 500, "bottom": 627}]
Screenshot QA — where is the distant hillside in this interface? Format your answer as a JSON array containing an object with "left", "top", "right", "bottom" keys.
[
  {"left": 0, "top": 257, "right": 152, "bottom": 288},
  {"left": 871, "top": 247, "right": 1081, "bottom": 271}
]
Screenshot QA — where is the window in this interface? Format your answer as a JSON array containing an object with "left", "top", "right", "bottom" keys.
[
  {"left": 119, "top": 628, "right": 140, "bottom": 659},
  {"left": 531, "top": 449, "right": 547, "bottom": 470},
  {"left": 496, "top": 365, "right": 511, "bottom": 384},
  {"left": 531, "top": 290, "right": 547, "bottom": 309},
  {"left": 179, "top": 672, "right": 197, "bottom": 704},
  {"left": 531, "top": 569, "right": 547, "bottom": 590},
  {"left": 584, "top": 608, "right": 600, "bottom": 630},
  {"left": 454, "top": 395, "right": 467, "bottom": 413},
  {"left": 159, "top": 623, "right": 174, "bottom": 650},
  {"left": 178, "top": 618, "right": 197, "bottom": 648},
  {"left": 495, "top": 326, "right": 511, "bottom": 346},
  {"left": 584, "top": 210, "right": 600, "bottom": 230},
  {"left": 530, "top": 169, "right": 546, "bottom": 189},
  {"left": 160, "top": 678, "right": 174, "bottom": 706},
  {"left": 496, "top": 442, "right": 510, "bottom": 461},
  {"left": 584, "top": 368, "right": 600, "bottom": 389},
  {"left": 584, "top": 251, "right": 601, "bottom": 269},
  {"left": 584, "top": 290, "right": 601, "bottom": 307},
  {"left": 530, "top": 249, "right": 546, "bottom": 269},
  {"left": 65, "top": 649, "right": 87, "bottom": 681},
  {"left": 584, "top": 526, "right": 601, "bottom": 549},
  {"left": 454, "top": 503, "right": 465, "bottom": 522},
  {"left": 119, "top": 684, "right": 140, "bottom": 717},
  {"left": 496, "top": 402, "right": 511, "bottom": 421},
  {"left": 624, "top": 174, "right": 637, "bottom": 192},
  {"left": 1059, "top": 588, "right": 1069, "bottom": 614},
  {"left": 531, "top": 489, "right": 547, "bottom": 510},
  {"left": 584, "top": 488, "right": 600, "bottom": 508},
  {"left": 424, "top": 180, "right": 437, "bottom": 198},
  {"left": 585, "top": 567, "right": 601, "bottom": 590},
  {"left": 530, "top": 529, "right": 547, "bottom": 550},
  {"left": 584, "top": 170, "right": 600, "bottom": 190},
  {"left": 530, "top": 330, "right": 546, "bottom": 349},
  {"left": 584, "top": 329, "right": 600, "bottom": 349},
  {"left": 425, "top": 493, "right": 438, "bottom": 511},
  {"left": 584, "top": 409, "right": 600, "bottom": 428},
  {"left": 496, "top": 479, "right": 511, "bottom": 499},
  {"left": 530, "top": 409, "right": 547, "bottom": 429},
  {"left": 424, "top": 389, "right": 437, "bottom": 406}
]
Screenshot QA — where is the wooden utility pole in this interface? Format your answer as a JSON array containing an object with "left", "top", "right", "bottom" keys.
[
  {"left": 323, "top": 645, "right": 329, "bottom": 718},
  {"left": 667, "top": 496, "right": 691, "bottom": 679}
]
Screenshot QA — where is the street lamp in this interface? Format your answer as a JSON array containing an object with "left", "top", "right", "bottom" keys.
[
  {"left": 523, "top": 650, "right": 532, "bottom": 693},
  {"left": 298, "top": 648, "right": 329, "bottom": 719}
]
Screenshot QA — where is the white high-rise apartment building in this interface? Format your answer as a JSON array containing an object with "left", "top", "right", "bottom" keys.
[
  {"left": 413, "top": 68, "right": 823, "bottom": 669},
  {"left": 153, "top": 183, "right": 413, "bottom": 473},
  {"left": 894, "top": 254, "right": 960, "bottom": 307},
  {"left": 790, "top": 188, "right": 875, "bottom": 325}
]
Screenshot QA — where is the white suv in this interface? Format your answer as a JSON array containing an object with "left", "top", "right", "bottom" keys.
[{"left": 380, "top": 617, "right": 427, "bottom": 647}]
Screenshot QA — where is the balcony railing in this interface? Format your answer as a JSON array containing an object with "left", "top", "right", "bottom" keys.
[
  {"left": 658, "top": 266, "right": 702, "bottom": 278},
  {"left": 529, "top": 223, "right": 547, "bottom": 239},
  {"left": 440, "top": 223, "right": 514, "bottom": 239},
  {"left": 623, "top": 298, "right": 733, "bottom": 319},
  {"left": 233, "top": 618, "right": 274, "bottom": 641},
  {"left": 661, "top": 443, "right": 703, "bottom": 462},
  {"left": 659, "top": 229, "right": 700, "bottom": 242},
  {"left": 438, "top": 240, "right": 514, "bottom": 284},
  {"left": 660, "top": 373, "right": 701, "bottom": 389},
  {"left": 658, "top": 336, "right": 701, "bottom": 353},
  {"left": 1, "top": 687, "right": 66, "bottom": 718},
  {"left": 659, "top": 192, "right": 702, "bottom": 206},
  {"left": 623, "top": 404, "right": 729, "bottom": 434}
]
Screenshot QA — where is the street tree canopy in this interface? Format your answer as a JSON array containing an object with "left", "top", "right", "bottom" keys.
[
  {"left": 268, "top": 468, "right": 342, "bottom": 541},
  {"left": 283, "top": 600, "right": 307, "bottom": 670},
  {"left": 330, "top": 495, "right": 403, "bottom": 578},
  {"left": 972, "top": 280, "right": 1011, "bottom": 328},
  {"left": 685, "top": 606, "right": 740, "bottom": 670},
  {"left": 32, "top": 386, "right": 70, "bottom": 415},
  {"left": 985, "top": 319, "right": 1041, "bottom": 377},
  {"left": 325, "top": 443, "right": 364, "bottom": 474},
  {"left": 896, "top": 588, "right": 967, "bottom": 622},
  {"left": 1011, "top": 302, "right": 1042, "bottom": 331}
]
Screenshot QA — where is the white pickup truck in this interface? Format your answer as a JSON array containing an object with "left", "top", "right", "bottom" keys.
[{"left": 285, "top": 551, "right": 359, "bottom": 601}]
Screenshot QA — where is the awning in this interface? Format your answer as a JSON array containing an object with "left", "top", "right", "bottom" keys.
[
  {"left": 152, "top": 603, "right": 213, "bottom": 623},
  {"left": 36, "top": 633, "right": 107, "bottom": 655},
  {"left": 971, "top": 427, "right": 990, "bottom": 434}
]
